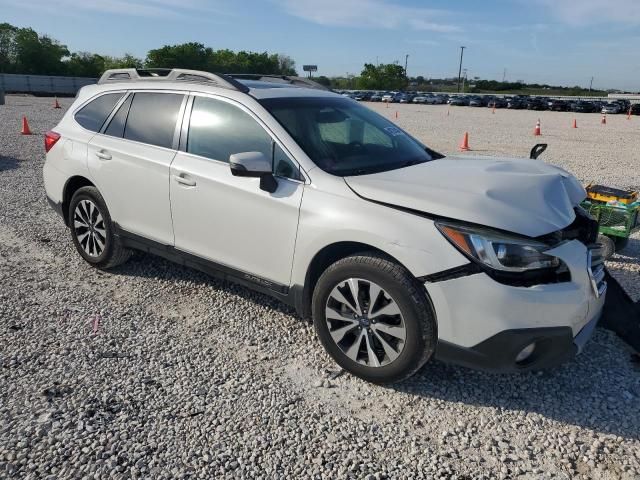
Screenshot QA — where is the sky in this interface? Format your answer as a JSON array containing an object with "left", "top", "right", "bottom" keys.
[{"left": 1, "top": 0, "right": 639, "bottom": 91}]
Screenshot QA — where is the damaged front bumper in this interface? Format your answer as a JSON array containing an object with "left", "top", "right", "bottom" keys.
[{"left": 427, "top": 240, "right": 606, "bottom": 372}]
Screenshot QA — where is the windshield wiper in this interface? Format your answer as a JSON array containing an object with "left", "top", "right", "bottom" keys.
[{"left": 399, "top": 159, "right": 427, "bottom": 169}]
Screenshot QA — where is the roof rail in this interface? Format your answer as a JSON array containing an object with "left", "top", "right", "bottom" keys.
[
  {"left": 227, "top": 74, "right": 331, "bottom": 91},
  {"left": 97, "top": 68, "right": 250, "bottom": 93}
]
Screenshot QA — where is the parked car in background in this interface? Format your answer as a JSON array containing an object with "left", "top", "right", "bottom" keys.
[
  {"left": 412, "top": 96, "right": 427, "bottom": 104},
  {"left": 381, "top": 93, "right": 395, "bottom": 103},
  {"left": 526, "top": 97, "right": 548, "bottom": 110},
  {"left": 469, "top": 97, "right": 485, "bottom": 107},
  {"left": 631, "top": 103, "right": 640, "bottom": 115},
  {"left": 507, "top": 98, "right": 527, "bottom": 109},
  {"left": 369, "top": 93, "right": 382, "bottom": 102},
  {"left": 449, "top": 96, "right": 469, "bottom": 106},
  {"left": 489, "top": 98, "right": 508, "bottom": 108},
  {"left": 570, "top": 101, "right": 597, "bottom": 113},
  {"left": 398, "top": 94, "right": 415, "bottom": 103},
  {"left": 602, "top": 103, "right": 623, "bottom": 114},
  {"left": 44, "top": 68, "right": 606, "bottom": 384},
  {"left": 548, "top": 99, "right": 570, "bottom": 112}
]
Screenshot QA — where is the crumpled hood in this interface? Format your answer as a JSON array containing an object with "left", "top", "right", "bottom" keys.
[{"left": 345, "top": 155, "right": 587, "bottom": 237}]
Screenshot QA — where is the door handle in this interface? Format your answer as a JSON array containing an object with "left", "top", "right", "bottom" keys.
[
  {"left": 95, "top": 150, "right": 112, "bottom": 161},
  {"left": 173, "top": 174, "right": 196, "bottom": 187}
]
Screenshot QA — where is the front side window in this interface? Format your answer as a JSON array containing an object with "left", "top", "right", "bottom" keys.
[
  {"left": 74, "top": 92, "right": 124, "bottom": 132},
  {"left": 187, "top": 96, "right": 272, "bottom": 163},
  {"left": 273, "top": 143, "right": 302, "bottom": 181},
  {"left": 260, "top": 97, "right": 443, "bottom": 176},
  {"left": 124, "top": 92, "right": 184, "bottom": 149}
]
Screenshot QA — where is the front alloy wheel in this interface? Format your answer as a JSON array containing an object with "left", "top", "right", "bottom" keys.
[
  {"left": 325, "top": 278, "right": 407, "bottom": 367},
  {"left": 312, "top": 253, "right": 437, "bottom": 384}
]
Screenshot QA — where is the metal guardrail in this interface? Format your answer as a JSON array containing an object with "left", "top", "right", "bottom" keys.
[{"left": 0, "top": 73, "right": 97, "bottom": 95}]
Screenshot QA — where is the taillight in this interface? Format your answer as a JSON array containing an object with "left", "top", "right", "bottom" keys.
[{"left": 44, "top": 131, "right": 61, "bottom": 153}]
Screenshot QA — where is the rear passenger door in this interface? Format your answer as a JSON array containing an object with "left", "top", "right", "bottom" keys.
[{"left": 87, "top": 91, "right": 187, "bottom": 245}]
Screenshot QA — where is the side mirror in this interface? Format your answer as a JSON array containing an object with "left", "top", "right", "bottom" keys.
[{"left": 229, "top": 151, "right": 278, "bottom": 193}]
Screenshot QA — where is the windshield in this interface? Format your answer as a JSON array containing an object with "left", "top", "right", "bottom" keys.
[{"left": 260, "top": 96, "right": 443, "bottom": 176}]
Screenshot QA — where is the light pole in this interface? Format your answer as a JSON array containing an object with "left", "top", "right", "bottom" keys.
[
  {"left": 404, "top": 54, "right": 409, "bottom": 77},
  {"left": 589, "top": 76, "right": 594, "bottom": 92},
  {"left": 456, "top": 46, "right": 466, "bottom": 93}
]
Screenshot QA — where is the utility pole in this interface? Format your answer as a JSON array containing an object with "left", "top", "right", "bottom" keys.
[
  {"left": 589, "top": 76, "right": 594, "bottom": 92},
  {"left": 502, "top": 68, "right": 507, "bottom": 83},
  {"left": 456, "top": 46, "right": 466, "bottom": 93},
  {"left": 404, "top": 54, "right": 409, "bottom": 77}
]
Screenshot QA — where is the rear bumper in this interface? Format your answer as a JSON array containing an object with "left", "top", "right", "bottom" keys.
[
  {"left": 435, "top": 310, "right": 602, "bottom": 372},
  {"left": 47, "top": 195, "right": 64, "bottom": 220}
]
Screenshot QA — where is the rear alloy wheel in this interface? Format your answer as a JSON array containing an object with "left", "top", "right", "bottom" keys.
[
  {"left": 68, "top": 186, "right": 131, "bottom": 269},
  {"left": 74, "top": 199, "right": 106, "bottom": 258},
  {"left": 312, "top": 253, "right": 437, "bottom": 384}
]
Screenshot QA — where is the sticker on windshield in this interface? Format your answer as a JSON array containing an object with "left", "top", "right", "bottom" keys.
[{"left": 384, "top": 126, "right": 405, "bottom": 136}]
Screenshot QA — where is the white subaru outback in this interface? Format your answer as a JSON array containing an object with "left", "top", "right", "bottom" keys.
[{"left": 43, "top": 69, "right": 606, "bottom": 384}]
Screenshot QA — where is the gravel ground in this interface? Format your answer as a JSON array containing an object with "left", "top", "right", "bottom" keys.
[
  {"left": 368, "top": 102, "right": 640, "bottom": 301},
  {"left": 0, "top": 95, "right": 639, "bottom": 480}
]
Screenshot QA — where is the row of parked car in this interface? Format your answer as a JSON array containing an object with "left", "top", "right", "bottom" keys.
[{"left": 339, "top": 91, "right": 639, "bottom": 115}]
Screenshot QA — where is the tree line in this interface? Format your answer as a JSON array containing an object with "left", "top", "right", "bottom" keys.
[{"left": 0, "top": 23, "right": 297, "bottom": 77}]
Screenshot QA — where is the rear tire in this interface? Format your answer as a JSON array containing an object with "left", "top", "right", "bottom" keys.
[
  {"left": 68, "top": 186, "right": 131, "bottom": 269},
  {"left": 312, "top": 253, "right": 437, "bottom": 384}
]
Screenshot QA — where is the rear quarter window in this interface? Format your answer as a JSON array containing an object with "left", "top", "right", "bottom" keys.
[
  {"left": 124, "top": 92, "right": 184, "bottom": 149},
  {"left": 74, "top": 93, "right": 124, "bottom": 132}
]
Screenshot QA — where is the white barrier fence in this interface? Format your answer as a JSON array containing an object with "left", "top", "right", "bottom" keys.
[{"left": 0, "top": 73, "right": 97, "bottom": 95}]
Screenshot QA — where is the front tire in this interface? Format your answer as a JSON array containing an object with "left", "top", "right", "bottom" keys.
[
  {"left": 68, "top": 186, "right": 131, "bottom": 269},
  {"left": 312, "top": 253, "right": 437, "bottom": 384}
]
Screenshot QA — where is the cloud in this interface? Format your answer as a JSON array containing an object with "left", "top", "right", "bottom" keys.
[
  {"left": 0, "top": 0, "right": 223, "bottom": 18},
  {"left": 535, "top": 0, "right": 640, "bottom": 25},
  {"left": 275, "top": 0, "right": 460, "bottom": 32}
]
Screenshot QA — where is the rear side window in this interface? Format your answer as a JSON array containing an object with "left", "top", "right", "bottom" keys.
[
  {"left": 187, "top": 96, "right": 272, "bottom": 163},
  {"left": 124, "top": 92, "right": 184, "bottom": 149},
  {"left": 104, "top": 94, "right": 133, "bottom": 138},
  {"left": 74, "top": 93, "right": 123, "bottom": 132}
]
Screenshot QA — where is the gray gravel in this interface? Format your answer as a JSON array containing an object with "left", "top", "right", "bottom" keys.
[{"left": 1, "top": 95, "right": 639, "bottom": 479}]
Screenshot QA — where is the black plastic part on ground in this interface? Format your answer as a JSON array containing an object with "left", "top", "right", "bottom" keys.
[{"left": 600, "top": 270, "right": 640, "bottom": 352}]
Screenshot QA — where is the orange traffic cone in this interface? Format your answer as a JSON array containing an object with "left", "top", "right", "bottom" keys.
[
  {"left": 601, "top": 113, "right": 606, "bottom": 125},
  {"left": 459, "top": 132, "right": 470, "bottom": 151},
  {"left": 21, "top": 116, "right": 32, "bottom": 135},
  {"left": 572, "top": 119, "right": 577, "bottom": 129},
  {"left": 54, "top": 97, "right": 61, "bottom": 109},
  {"left": 533, "top": 119, "right": 541, "bottom": 136}
]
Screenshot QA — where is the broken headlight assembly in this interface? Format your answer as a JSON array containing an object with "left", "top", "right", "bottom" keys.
[{"left": 436, "top": 222, "right": 562, "bottom": 275}]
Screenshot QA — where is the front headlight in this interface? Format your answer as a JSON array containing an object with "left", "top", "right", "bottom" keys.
[{"left": 436, "top": 222, "right": 560, "bottom": 272}]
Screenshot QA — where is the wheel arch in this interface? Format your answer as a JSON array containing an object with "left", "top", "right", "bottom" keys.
[
  {"left": 62, "top": 176, "right": 96, "bottom": 226},
  {"left": 296, "top": 241, "right": 412, "bottom": 319}
]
